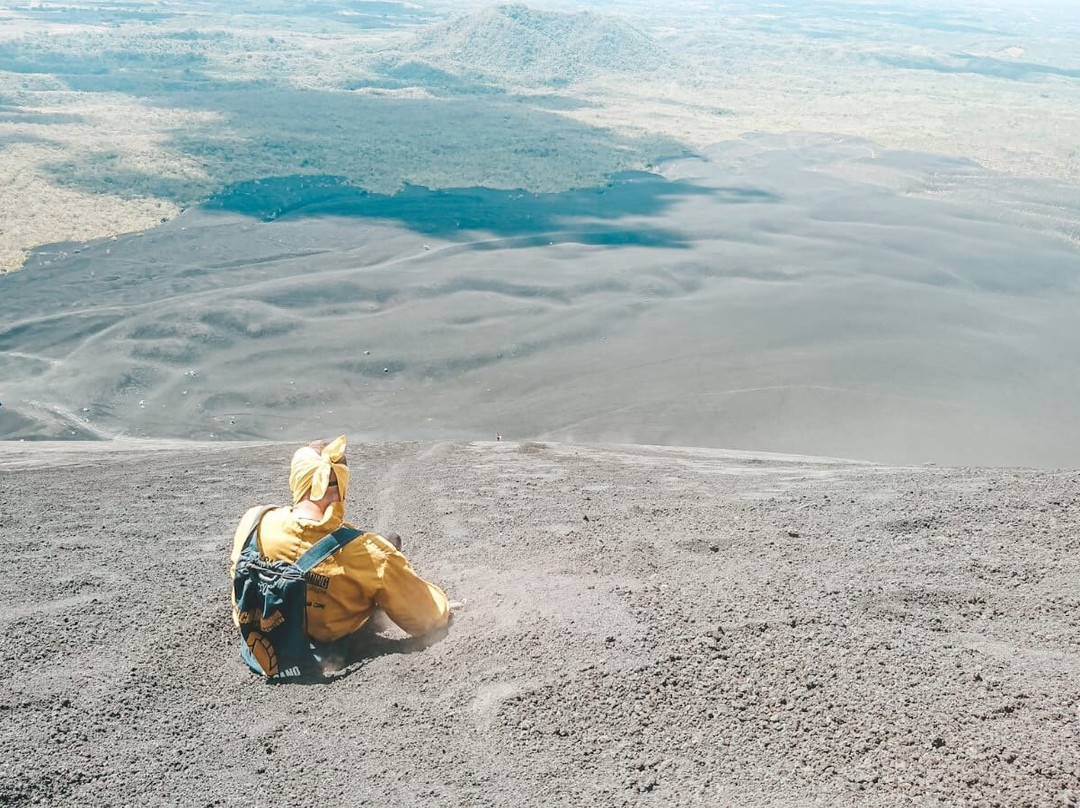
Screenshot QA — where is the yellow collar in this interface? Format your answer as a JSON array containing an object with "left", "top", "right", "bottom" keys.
[{"left": 291, "top": 501, "right": 345, "bottom": 540}]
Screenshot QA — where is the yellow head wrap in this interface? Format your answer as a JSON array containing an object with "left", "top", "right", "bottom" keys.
[{"left": 289, "top": 435, "right": 350, "bottom": 505}]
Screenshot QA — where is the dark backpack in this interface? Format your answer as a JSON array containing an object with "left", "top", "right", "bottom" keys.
[{"left": 233, "top": 506, "right": 363, "bottom": 680}]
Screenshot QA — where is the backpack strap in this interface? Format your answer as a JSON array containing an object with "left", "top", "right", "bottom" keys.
[
  {"left": 241, "top": 505, "right": 278, "bottom": 552},
  {"left": 295, "top": 525, "right": 365, "bottom": 574}
]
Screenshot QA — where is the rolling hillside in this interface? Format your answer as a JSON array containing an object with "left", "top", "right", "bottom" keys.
[{"left": 408, "top": 4, "right": 673, "bottom": 85}]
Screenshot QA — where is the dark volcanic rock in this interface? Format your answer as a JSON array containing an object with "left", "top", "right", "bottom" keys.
[{"left": 1, "top": 439, "right": 1078, "bottom": 805}]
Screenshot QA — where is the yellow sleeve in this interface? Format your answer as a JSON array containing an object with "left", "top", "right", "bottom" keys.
[{"left": 371, "top": 537, "right": 450, "bottom": 638}]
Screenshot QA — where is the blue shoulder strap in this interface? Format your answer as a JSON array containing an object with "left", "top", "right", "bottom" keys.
[
  {"left": 241, "top": 505, "right": 278, "bottom": 552},
  {"left": 296, "top": 525, "right": 365, "bottom": 574}
]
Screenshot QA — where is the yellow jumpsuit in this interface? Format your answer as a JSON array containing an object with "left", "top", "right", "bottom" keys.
[{"left": 230, "top": 501, "right": 449, "bottom": 642}]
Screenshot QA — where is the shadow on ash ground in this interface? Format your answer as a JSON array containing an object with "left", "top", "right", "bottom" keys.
[{"left": 1, "top": 440, "right": 1078, "bottom": 806}]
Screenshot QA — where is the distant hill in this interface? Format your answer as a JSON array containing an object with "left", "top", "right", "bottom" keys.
[{"left": 407, "top": 4, "right": 672, "bottom": 85}]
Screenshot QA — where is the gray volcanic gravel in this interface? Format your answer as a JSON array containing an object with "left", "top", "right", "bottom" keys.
[{"left": 1, "top": 440, "right": 1079, "bottom": 806}]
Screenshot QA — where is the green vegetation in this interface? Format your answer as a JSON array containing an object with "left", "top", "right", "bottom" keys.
[
  {"left": 41, "top": 87, "right": 680, "bottom": 204},
  {"left": 0, "top": 0, "right": 1078, "bottom": 272},
  {"left": 410, "top": 4, "right": 674, "bottom": 85},
  {"left": 202, "top": 170, "right": 710, "bottom": 249},
  {"left": 0, "top": 3, "right": 682, "bottom": 204}
]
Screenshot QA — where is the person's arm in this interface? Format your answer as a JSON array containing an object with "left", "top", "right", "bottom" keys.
[{"left": 371, "top": 536, "right": 450, "bottom": 637}]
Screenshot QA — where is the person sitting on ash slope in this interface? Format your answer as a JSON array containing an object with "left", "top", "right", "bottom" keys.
[{"left": 229, "top": 436, "right": 452, "bottom": 649}]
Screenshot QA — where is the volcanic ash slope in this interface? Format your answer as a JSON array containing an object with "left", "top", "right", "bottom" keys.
[{"left": 1, "top": 440, "right": 1078, "bottom": 806}]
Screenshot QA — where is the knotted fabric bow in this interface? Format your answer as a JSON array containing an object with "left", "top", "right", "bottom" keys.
[{"left": 289, "top": 435, "right": 350, "bottom": 504}]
